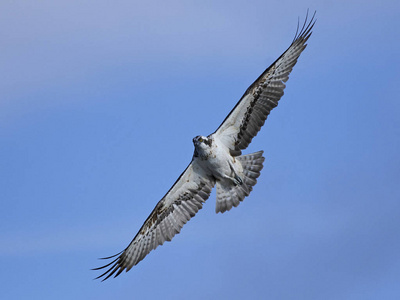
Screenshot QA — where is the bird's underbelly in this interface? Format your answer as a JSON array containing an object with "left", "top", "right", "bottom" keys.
[
  {"left": 198, "top": 148, "right": 240, "bottom": 181},
  {"left": 194, "top": 135, "right": 243, "bottom": 181},
  {"left": 204, "top": 155, "right": 231, "bottom": 179}
]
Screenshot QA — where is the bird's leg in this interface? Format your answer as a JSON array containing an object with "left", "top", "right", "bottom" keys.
[
  {"left": 222, "top": 174, "right": 242, "bottom": 186},
  {"left": 228, "top": 160, "right": 243, "bottom": 186}
]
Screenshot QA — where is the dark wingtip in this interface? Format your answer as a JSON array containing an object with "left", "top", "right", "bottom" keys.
[
  {"left": 98, "top": 250, "right": 124, "bottom": 260},
  {"left": 92, "top": 250, "right": 125, "bottom": 281},
  {"left": 292, "top": 9, "right": 317, "bottom": 44},
  {"left": 93, "top": 259, "right": 122, "bottom": 281}
]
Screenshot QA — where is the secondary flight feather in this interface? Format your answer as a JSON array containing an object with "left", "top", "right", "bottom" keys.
[{"left": 94, "top": 12, "right": 315, "bottom": 281}]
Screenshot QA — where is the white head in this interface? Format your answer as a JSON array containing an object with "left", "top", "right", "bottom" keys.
[
  {"left": 192, "top": 135, "right": 212, "bottom": 158},
  {"left": 193, "top": 135, "right": 212, "bottom": 147}
]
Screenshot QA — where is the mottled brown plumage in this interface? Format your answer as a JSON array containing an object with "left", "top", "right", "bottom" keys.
[{"left": 94, "top": 12, "right": 315, "bottom": 281}]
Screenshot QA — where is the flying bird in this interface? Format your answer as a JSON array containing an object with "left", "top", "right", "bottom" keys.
[{"left": 94, "top": 13, "right": 315, "bottom": 280}]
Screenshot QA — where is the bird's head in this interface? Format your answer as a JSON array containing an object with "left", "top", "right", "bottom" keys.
[
  {"left": 193, "top": 135, "right": 212, "bottom": 158},
  {"left": 193, "top": 135, "right": 212, "bottom": 147}
]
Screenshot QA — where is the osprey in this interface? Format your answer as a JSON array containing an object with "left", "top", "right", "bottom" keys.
[{"left": 95, "top": 13, "right": 315, "bottom": 280}]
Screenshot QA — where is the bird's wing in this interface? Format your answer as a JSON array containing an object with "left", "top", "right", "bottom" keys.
[
  {"left": 94, "top": 160, "right": 215, "bottom": 280},
  {"left": 213, "top": 13, "right": 315, "bottom": 156}
]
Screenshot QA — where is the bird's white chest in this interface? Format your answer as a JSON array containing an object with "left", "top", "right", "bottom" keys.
[{"left": 194, "top": 136, "right": 237, "bottom": 180}]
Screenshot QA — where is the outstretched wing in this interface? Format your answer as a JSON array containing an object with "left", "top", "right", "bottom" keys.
[
  {"left": 213, "top": 13, "right": 315, "bottom": 156},
  {"left": 94, "top": 161, "right": 215, "bottom": 280}
]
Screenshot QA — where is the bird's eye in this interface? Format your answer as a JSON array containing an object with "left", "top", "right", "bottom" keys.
[{"left": 198, "top": 137, "right": 203, "bottom": 142}]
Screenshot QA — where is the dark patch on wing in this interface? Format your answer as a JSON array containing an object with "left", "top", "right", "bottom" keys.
[
  {"left": 215, "top": 12, "right": 315, "bottom": 154},
  {"left": 93, "top": 164, "right": 215, "bottom": 281}
]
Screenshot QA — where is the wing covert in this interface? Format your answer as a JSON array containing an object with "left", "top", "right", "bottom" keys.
[
  {"left": 94, "top": 160, "right": 215, "bottom": 280},
  {"left": 214, "top": 13, "right": 315, "bottom": 156}
]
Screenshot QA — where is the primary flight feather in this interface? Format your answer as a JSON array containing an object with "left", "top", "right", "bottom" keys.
[{"left": 94, "top": 13, "right": 315, "bottom": 281}]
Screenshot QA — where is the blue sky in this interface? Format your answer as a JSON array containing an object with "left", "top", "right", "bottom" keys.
[{"left": 1, "top": 1, "right": 399, "bottom": 299}]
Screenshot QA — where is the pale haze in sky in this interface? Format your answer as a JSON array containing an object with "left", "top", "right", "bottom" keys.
[{"left": 1, "top": 1, "right": 399, "bottom": 299}]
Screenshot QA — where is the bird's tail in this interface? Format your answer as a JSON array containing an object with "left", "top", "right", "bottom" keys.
[{"left": 215, "top": 151, "right": 265, "bottom": 213}]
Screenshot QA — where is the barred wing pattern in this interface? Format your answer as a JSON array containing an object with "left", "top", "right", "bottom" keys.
[
  {"left": 94, "top": 13, "right": 315, "bottom": 281},
  {"left": 214, "top": 14, "right": 315, "bottom": 156},
  {"left": 94, "top": 161, "right": 215, "bottom": 280}
]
